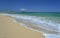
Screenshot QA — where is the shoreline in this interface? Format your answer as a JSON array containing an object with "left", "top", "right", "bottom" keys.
[
  {"left": 0, "top": 14, "right": 60, "bottom": 38},
  {"left": 0, "top": 14, "right": 58, "bottom": 33},
  {"left": 0, "top": 15, "right": 44, "bottom": 38},
  {"left": 13, "top": 17, "right": 59, "bottom": 34}
]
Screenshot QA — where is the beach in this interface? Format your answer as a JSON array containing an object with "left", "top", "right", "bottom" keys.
[
  {"left": 0, "top": 15, "right": 44, "bottom": 38},
  {"left": 0, "top": 14, "right": 60, "bottom": 38},
  {"left": 2, "top": 14, "right": 59, "bottom": 34}
]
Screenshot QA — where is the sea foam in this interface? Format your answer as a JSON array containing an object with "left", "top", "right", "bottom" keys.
[
  {"left": 2, "top": 14, "right": 60, "bottom": 33},
  {"left": 2, "top": 14, "right": 60, "bottom": 38}
]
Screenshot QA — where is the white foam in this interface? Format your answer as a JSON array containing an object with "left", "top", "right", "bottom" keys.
[
  {"left": 2, "top": 14, "right": 60, "bottom": 38},
  {"left": 2, "top": 14, "right": 60, "bottom": 32},
  {"left": 43, "top": 33, "right": 60, "bottom": 38}
]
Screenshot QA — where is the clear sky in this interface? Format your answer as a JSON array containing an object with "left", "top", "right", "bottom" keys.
[{"left": 0, "top": 0, "right": 60, "bottom": 12}]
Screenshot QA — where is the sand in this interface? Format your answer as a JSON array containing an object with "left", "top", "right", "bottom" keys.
[
  {"left": 14, "top": 18, "right": 59, "bottom": 34},
  {"left": 0, "top": 15, "right": 44, "bottom": 38}
]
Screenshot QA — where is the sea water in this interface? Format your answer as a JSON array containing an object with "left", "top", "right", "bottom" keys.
[{"left": 1, "top": 12, "right": 60, "bottom": 38}]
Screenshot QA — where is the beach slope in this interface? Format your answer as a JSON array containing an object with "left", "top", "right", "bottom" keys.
[{"left": 0, "top": 15, "right": 44, "bottom": 38}]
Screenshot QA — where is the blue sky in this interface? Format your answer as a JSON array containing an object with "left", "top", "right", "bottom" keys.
[{"left": 0, "top": 0, "right": 60, "bottom": 12}]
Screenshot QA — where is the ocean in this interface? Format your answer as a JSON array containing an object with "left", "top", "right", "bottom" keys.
[
  {"left": 0, "top": 12, "right": 60, "bottom": 38},
  {"left": 4, "top": 12, "right": 60, "bottom": 17},
  {"left": 2, "top": 12, "right": 60, "bottom": 23}
]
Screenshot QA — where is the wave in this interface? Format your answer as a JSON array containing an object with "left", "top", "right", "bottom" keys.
[{"left": 2, "top": 14, "right": 60, "bottom": 34}]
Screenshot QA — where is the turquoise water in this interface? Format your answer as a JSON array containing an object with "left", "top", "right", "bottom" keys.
[
  {"left": 1, "top": 12, "right": 60, "bottom": 38},
  {"left": 1, "top": 12, "right": 60, "bottom": 23},
  {"left": 2, "top": 12, "right": 60, "bottom": 17}
]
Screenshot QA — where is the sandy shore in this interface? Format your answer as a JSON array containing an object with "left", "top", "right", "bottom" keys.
[
  {"left": 0, "top": 15, "right": 44, "bottom": 38},
  {"left": 13, "top": 17, "right": 59, "bottom": 35}
]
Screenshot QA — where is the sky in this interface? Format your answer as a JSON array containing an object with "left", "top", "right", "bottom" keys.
[{"left": 0, "top": 0, "right": 60, "bottom": 12}]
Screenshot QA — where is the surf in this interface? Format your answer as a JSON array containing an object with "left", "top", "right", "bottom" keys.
[{"left": 2, "top": 14, "right": 60, "bottom": 34}]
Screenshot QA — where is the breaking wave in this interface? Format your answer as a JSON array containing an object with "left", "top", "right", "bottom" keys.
[{"left": 2, "top": 14, "right": 60, "bottom": 34}]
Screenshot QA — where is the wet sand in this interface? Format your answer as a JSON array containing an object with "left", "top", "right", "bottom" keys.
[
  {"left": 14, "top": 18, "right": 59, "bottom": 34},
  {"left": 0, "top": 15, "right": 44, "bottom": 38}
]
